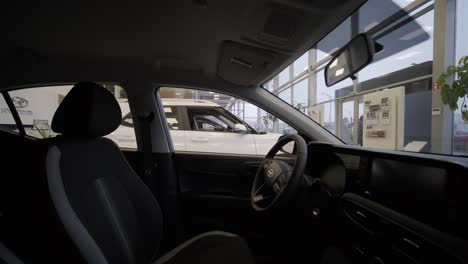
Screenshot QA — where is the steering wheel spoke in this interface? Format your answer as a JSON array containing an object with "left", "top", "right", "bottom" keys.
[
  {"left": 252, "top": 193, "right": 273, "bottom": 203},
  {"left": 253, "top": 184, "right": 274, "bottom": 203},
  {"left": 253, "top": 183, "right": 265, "bottom": 196},
  {"left": 272, "top": 182, "right": 281, "bottom": 193}
]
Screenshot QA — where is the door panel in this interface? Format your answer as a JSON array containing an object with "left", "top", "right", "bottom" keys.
[
  {"left": 175, "top": 152, "right": 262, "bottom": 234},
  {"left": 174, "top": 150, "right": 311, "bottom": 264},
  {"left": 174, "top": 152, "right": 295, "bottom": 237},
  {"left": 122, "top": 149, "right": 288, "bottom": 252}
]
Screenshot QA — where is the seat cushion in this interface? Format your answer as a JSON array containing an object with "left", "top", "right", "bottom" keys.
[{"left": 154, "top": 231, "right": 255, "bottom": 264}]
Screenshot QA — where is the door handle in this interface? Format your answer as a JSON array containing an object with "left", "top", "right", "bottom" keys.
[{"left": 191, "top": 136, "right": 208, "bottom": 143}]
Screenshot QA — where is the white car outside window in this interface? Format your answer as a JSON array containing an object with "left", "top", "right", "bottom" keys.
[{"left": 108, "top": 99, "right": 285, "bottom": 155}]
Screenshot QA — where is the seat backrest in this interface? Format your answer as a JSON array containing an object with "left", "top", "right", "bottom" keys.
[{"left": 3, "top": 82, "right": 163, "bottom": 264}]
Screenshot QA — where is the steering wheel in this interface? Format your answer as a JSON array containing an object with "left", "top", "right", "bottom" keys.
[{"left": 251, "top": 134, "right": 308, "bottom": 212}]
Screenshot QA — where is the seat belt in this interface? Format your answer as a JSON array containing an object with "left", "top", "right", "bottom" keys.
[{"left": 137, "top": 112, "right": 157, "bottom": 189}]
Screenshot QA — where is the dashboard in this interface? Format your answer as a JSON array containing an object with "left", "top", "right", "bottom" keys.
[{"left": 305, "top": 142, "right": 468, "bottom": 264}]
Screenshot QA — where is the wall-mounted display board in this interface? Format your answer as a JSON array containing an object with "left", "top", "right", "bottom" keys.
[{"left": 363, "top": 87, "right": 405, "bottom": 150}]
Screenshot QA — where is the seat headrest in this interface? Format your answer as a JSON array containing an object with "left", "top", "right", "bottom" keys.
[{"left": 52, "top": 82, "right": 122, "bottom": 138}]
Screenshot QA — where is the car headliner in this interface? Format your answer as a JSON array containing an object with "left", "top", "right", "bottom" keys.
[{"left": 1, "top": 0, "right": 365, "bottom": 91}]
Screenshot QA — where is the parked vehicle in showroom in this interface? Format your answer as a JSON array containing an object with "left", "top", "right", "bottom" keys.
[{"left": 109, "top": 99, "right": 285, "bottom": 154}]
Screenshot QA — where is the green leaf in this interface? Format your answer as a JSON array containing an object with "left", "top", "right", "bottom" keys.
[
  {"left": 455, "top": 83, "right": 465, "bottom": 98},
  {"left": 447, "top": 65, "right": 457, "bottom": 75},
  {"left": 438, "top": 73, "right": 449, "bottom": 84},
  {"left": 459, "top": 56, "right": 468, "bottom": 65},
  {"left": 449, "top": 92, "right": 459, "bottom": 110},
  {"left": 440, "top": 55, "right": 468, "bottom": 111},
  {"left": 441, "top": 88, "right": 449, "bottom": 104}
]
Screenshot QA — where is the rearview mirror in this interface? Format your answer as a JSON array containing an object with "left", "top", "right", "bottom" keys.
[{"left": 325, "top": 33, "right": 375, "bottom": 87}]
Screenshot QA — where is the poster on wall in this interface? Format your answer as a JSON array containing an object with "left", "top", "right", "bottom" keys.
[{"left": 362, "top": 87, "right": 405, "bottom": 150}]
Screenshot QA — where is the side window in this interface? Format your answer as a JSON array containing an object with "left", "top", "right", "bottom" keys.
[
  {"left": 4, "top": 85, "right": 137, "bottom": 149},
  {"left": 159, "top": 87, "right": 294, "bottom": 155}
]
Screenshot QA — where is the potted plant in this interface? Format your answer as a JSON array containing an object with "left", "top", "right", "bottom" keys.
[{"left": 438, "top": 56, "right": 468, "bottom": 122}]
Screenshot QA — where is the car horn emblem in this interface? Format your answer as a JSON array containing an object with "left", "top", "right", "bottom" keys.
[{"left": 267, "top": 169, "right": 274, "bottom": 177}]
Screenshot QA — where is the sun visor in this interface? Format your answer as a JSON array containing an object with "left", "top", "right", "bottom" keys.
[{"left": 217, "top": 41, "right": 276, "bottom": 86}]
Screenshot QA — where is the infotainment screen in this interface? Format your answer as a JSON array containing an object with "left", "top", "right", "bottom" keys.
[{"left": 370, "top": 158, "right": 449, "bottom": 231}]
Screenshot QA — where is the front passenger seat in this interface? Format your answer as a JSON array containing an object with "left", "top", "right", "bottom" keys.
[{"left": 5, "top": 82, "right": 255, "bottom": 264}]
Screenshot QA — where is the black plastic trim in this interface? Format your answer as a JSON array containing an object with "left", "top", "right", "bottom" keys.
[{"left": 2, "top": 91, "right": 26, "bottom": 137}]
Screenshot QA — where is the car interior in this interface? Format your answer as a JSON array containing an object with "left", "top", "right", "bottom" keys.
[{"left": 1, "top": 0, "right": 468, "bottom": 264}]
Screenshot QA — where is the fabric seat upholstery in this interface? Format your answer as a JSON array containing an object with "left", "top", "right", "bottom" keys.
[
  {"left": 2, "top": 82, "right": 254, "bottom": 264},
  {"left": 154, "top": 231, "right": 253, "bottom": 264}
]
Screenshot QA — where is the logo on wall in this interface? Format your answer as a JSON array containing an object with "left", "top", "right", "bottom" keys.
[{"left": 11, "top": 97, "right": 29, "bottom": 108}]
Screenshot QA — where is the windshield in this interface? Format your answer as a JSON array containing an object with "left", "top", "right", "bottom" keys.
[{"left": 262, "top": 0, "right": 468, "bottom": 157}]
